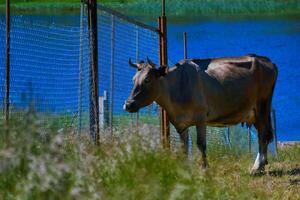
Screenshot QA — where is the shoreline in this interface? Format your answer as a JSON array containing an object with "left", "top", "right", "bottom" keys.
[{"left": 278, "top": 141, "right": 300, "bottom": 148}]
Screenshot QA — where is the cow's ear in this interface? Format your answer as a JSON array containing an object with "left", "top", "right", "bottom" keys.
[{"left": 157, "top": 66, "right": 167, "bottom": 77}]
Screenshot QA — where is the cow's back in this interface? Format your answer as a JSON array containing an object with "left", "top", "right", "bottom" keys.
[
  {"left": 173, "top": 55, "right": 277, "bottom": 126},
  {"left": 189, "top": 55, "right": 277, "bottom": 96}
]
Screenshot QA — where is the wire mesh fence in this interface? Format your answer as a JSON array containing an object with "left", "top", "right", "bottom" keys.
[
  {"left": 0, "top": 12, "right": 91, "bottom": 134},
  {"left": 0, "top": 16, "right": 5, "bottom": 121},
  {"left": 96, "top": 5, "right": 161, "bottom": 138},
  {"left": 0, "top": 3, "right": 163, "bottom": 143}
]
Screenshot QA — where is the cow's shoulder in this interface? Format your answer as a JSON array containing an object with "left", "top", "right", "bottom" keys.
[
  {"left": 175, "top": 59, "right": 213, "bottom": 71},
  {"left": 246, "top": 54, "right": 271, "bottom": 62}
]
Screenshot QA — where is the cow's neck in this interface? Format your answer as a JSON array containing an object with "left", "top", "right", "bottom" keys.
[
  {"left": 155, "top": 73, "right": 192, "bottom": 132},
  {"left": 154, "top": 67, "right": 217, "bottom": 132},
  {"left": 155, "top": 76, "right": 173, "bottom": 114}
]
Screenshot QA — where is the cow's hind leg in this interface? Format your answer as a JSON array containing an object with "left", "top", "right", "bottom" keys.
[
  {"left": 251, "top": 101, "right": 274, "bottom": 174},
  {"left": 196, "top": 123, "right": 207, "bottom": 168}
]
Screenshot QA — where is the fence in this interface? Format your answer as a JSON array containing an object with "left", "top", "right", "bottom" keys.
[
  {"left": 0, "top": 1, "right": 165, "bottom": 143},
  {"left": 0, "top": 1, "right": 172, "bottom": 150},
  {"left": 1, "top": 1, "right": 277, "bottom": 155},
  {"left": 95, "top": 4, "right": 161, "bottom": 135},
  {"left": 1, "top": 9, "right": 91, "bottom": 134},
  {"left": 95, "top": 4, "right": 192, "bottom": 150}
]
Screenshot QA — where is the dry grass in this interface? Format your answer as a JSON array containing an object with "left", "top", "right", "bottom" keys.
[{"left": 0, "top": 113, "right": 299, "bottom": 199}]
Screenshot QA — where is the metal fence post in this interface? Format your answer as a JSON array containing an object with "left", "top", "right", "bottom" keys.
[
  {"left": 5, "top": 0, "right": 11, "bottom": 129},
  {"left": 135, "top": 25, "right": 140, "bottom": 131},
  {"left": 183, "top": 32, "right": 187, "bottom": 60},
  {"left": 88, "top": 0, "right": 100, "bottom": 144},
  {"left": 109, "top": 15, "right": 115, "bottom": 136},
  {"left": 271, "top": 109, "right": 278, "bottom": 157},
  {"left": 182, "top": 31, "right": 192, "bottom": 154},
  {"left": 248, "top": 127, "right": 251, "bottom": 153},
  {"left": 78, "top": 0, "right": 85, "bottom": 135},
  {"left": 158, "top": 0, "right": 170, "bottom": 149}
]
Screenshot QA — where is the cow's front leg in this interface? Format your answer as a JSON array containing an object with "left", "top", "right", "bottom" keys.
[
  {"left": 196, "top": 123, "right": 207, "bottom": 168},
  {"left": 179, "top": 129, "right": 189, "bottom": 155}
]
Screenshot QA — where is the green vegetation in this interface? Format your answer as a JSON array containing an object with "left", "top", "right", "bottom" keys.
[
  {"left": 0, "top": 0, "right": 300, "bottom": 17},
  {"left": 115, "top": 0, "right": 300, "bottom": 18},
  {"left": 0, "top": 112, "right": 299, "bottom": 199}
]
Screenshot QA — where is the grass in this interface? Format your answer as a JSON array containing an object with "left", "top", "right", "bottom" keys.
[
  {"left": 115, "top": 0, "right": 300, "bottom": 18},
  {"left": 0, "top": 112, "right": 299, "bottom": 199},
  {"left": 0, "top": 0, "right": 300, "bottom": 17}
]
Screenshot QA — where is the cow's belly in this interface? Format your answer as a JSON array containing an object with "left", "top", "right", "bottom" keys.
[
  {"left": 168, "top": 108, "right": 206, "bottom": 133},
  {"left": 204, "top": 77, "right": 258, "bottom": 127},
  {"left": 206, "top": 105, "right": 256, "bottom": 127}
]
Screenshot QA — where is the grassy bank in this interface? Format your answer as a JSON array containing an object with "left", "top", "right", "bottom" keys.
[
  {"left": 0, "top": 113, "right": 299, "bottom": 199},
  {"left": 0, "top": 0, "right": 300, "bottom": 17}
]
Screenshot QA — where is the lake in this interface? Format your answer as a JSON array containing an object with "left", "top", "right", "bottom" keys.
[{"left": 0, "top": 14, "right": 299, "bottom": 141}]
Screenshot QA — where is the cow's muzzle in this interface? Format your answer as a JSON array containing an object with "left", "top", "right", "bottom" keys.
[{"left": 123, "top": 100, "right": 139, "bottom": 113}]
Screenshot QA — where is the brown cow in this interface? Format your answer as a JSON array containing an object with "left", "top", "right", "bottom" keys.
[{"left": 124, "top": 54, "right": 278, "bottom": 174}]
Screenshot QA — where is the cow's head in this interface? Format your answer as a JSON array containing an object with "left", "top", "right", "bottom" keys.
[{"left": 123, "top": 57, "right": 166, "bottom": 113}]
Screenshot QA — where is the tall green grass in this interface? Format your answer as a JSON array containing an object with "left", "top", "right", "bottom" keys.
[
  {"left": 0, "top": 112, "right": 299, "bottom": 199},
  {"left": 1, "top": 0, "right": 300, "bottom": 16},
  {"left": 125, "top": 0, "right": 300, "bottom": 16}
]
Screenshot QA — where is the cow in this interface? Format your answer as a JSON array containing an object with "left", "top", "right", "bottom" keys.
[{"left": 123, "top": 54, "right": 278, "bottom": 174}]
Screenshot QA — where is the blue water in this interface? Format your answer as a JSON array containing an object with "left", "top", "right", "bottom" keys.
[{"left": 0, "top": 15, "right": 299, "bottom": 141}]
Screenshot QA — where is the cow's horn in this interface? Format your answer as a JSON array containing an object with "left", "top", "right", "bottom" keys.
[
  {"left": 147, "top": 56, "right": 156, "bottom": 68},
  {"left": 129, "top": 58, "right": 139, "bottom": 69}
]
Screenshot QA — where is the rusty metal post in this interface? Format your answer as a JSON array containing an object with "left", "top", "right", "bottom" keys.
[
  {"left": 183, "top": 32, "right": 187, "bottom": 60},
  {"left": 87, "top": 0, "right": 100, "bottom": 144},
  {"left": 158, "top": 0, "right": 170, "bottom": 148},
  {"left": 4, "top": 0, "right": 11, "bottom": 134},
  {"left": 162, "top": 0, "right": 166, "bottom": 16},
  {"left": 182, "top": 31, "right": 191, "bottom": 154}
]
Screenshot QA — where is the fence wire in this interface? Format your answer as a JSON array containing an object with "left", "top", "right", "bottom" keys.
[
  {"left": 0, "top": 16, "right": 5, "bottom": 120},
  {"left": 0, "top": 12, "right": 91, "bottom": 134},
  {"left": 97, "top": 7, "right": 161, "bottom": 137}
]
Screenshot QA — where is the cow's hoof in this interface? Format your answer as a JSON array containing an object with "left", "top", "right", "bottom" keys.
[
  {"left": 251, "top": 153, "right": 267, "bottom": 175},
  {"left": 200, "top": 159, "right": 208, "bottom": 169},
  {"left": 250, "top": 166, "right": 265, "bottom": 176}
]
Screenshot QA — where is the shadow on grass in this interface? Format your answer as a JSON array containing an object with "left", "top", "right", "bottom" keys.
[
  {"left": 249, "top": 167, "right": 300, "bottom": 179},
  {"left": 268, "top": 167, "right": 300, "bottom": 177}
]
